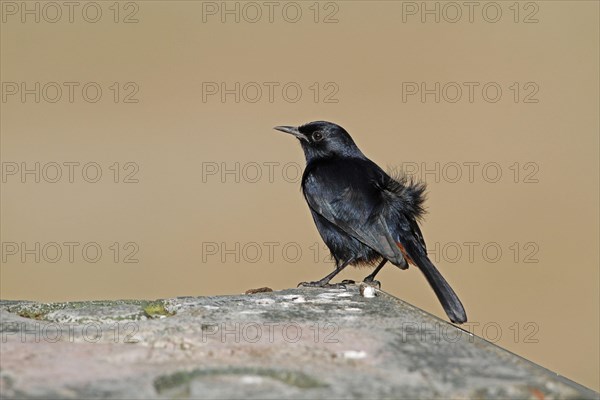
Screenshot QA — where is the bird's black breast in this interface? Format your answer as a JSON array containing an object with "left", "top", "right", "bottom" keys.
[{"left": 301, "top": 157, "right": 386, "bottom": 265}]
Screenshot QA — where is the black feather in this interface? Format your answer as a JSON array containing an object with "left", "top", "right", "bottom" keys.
[{"left": 381, "top": 169, "right": 427, "bottom": 221}]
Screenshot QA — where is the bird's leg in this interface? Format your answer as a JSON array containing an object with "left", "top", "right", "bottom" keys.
[
  {"left": 298, "top": 258, "right": 355, "bottom": 289},
  {"left": 362, "top": 259, "right": 387, "bottom": 289}
]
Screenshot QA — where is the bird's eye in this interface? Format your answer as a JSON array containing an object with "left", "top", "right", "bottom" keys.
[{"left": 312, "top": 131, "right": 323, "bottom": 141}]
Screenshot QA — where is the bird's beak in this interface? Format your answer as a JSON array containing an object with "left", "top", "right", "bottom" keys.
[{"left": 274, "top": 126, "right": 307, "bottom": 141}]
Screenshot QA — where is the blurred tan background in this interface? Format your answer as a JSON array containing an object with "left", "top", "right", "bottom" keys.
[{"left": 1, "top": 0, "right": 598, "bottom": 391}]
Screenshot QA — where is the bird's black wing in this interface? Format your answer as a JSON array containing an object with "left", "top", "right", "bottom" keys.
[
  {"left": 302, "top": 158, "right": 408, "bottom": 266},
  {"left": 304, "top": 157, "right": 466, "bottom": 323}
]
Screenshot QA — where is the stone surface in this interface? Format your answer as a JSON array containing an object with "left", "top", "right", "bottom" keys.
[{"left": 0, "top": 286, "right": 598, "bottom": 399}]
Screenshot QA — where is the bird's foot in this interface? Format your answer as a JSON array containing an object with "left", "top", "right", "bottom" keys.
[
  {"left": 340, "top": 279, "right": 355, "bottom": 285},
  {"left": 297, "top": 280, "right": 348, "bottom": 289},
  {"left": 362, "top": 278, "right": 381, "bottom": 289}
]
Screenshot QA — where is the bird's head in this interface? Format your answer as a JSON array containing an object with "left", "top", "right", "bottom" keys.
[{"left": 274, "top": 121, "right": 362, "bottom": 162}]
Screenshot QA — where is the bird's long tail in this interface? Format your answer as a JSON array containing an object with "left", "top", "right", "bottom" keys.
[{"left": 411, "top": 250, "right": 467, "bottom": 324}]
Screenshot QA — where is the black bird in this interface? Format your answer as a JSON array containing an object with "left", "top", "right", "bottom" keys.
[{"left": 274, "top": 121, "right": 467, "bottom": 324}]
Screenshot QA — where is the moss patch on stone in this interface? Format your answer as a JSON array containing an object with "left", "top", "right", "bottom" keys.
[
  {"left": 142, "top": 301, "right": 175, "bottom": 319},
  {"left": 7, "top": 303, "right": 62, "bottom": 321}
]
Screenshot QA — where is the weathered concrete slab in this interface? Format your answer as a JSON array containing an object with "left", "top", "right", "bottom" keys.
[{"left": 1, "top": 286, "right": 598, "bottom": 399}]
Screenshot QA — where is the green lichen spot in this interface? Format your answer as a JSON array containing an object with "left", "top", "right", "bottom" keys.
[
  {"left": 142, "top": 301, "right": 174, "bottom": 319},
  {"left": 7, "top": 303, "right": 59, "bottom": 321},
  {"left": 17, "top": 309, "right": 47, "bottom": 320}
]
